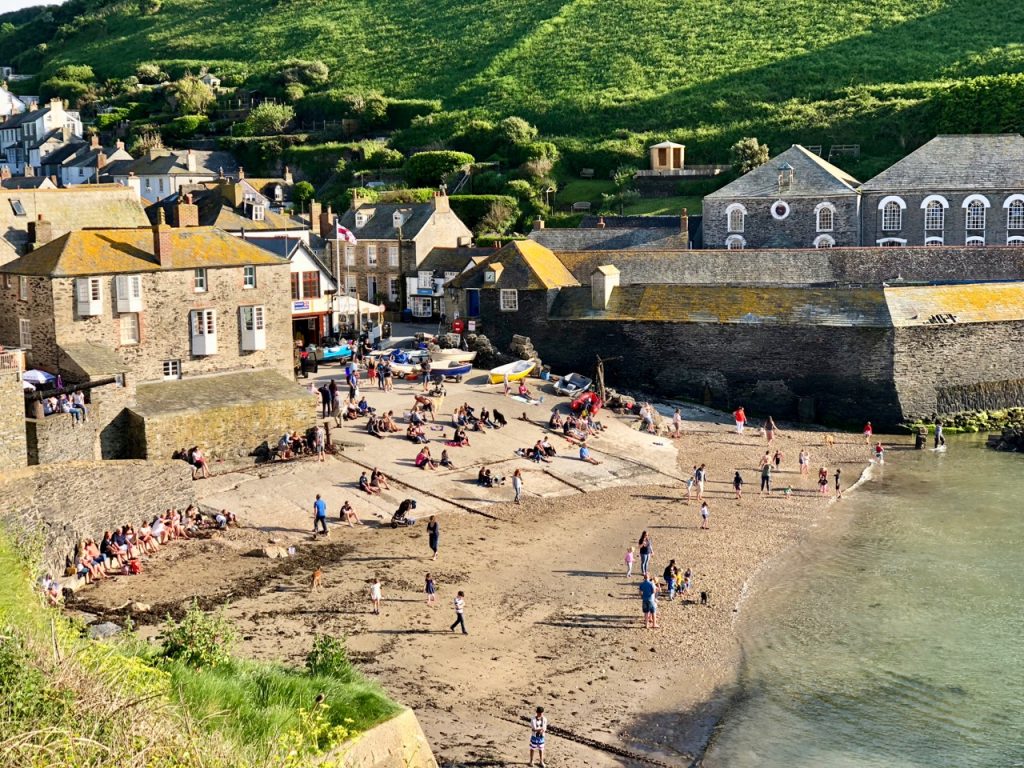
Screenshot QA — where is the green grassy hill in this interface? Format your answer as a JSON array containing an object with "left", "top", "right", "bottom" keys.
[{"left": 4, "top": 0, "right": 1024, "bottom": 162}]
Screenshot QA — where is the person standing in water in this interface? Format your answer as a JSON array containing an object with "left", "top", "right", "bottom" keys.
[
  {"left": 834, "top": 467, "right": 842, "bottom": 498},
  {"left": 935, "top": 421, "right": 945, "bottom": 449}
]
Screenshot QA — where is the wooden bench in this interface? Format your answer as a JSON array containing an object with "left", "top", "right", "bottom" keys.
[
  {"left": 579, "top": 168, "right": 595, "bottom": 178},
  {"left": 571, "top": 201, "right": 591, "bottom": 212}
]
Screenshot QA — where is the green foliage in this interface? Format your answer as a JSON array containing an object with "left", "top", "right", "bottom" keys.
[
  {"left": 52, "top": 64, "right": 95, "bottom": 82},
  {"left": 730, "top": 137, "right": 769, "bottom": 174},
  {"left": 385, "top": 98, "right": 441, "bottom": 129},
  {"left": 292, "top": 180, "right": 315, "bottom": 207},
  {"left": 497, "top": 115, "right": 538, "bottom": 146},
  {"left": 930, "top": 73, "right": 1024, "bottom": 133},
  {"left": 161, "top": 114, "right": 209, "bottom": 141},
  {"left": 405, "top": 150, "right": 474, "bottom": 187},
  {"left": 305, "top": 635, "right": 354, "bottom": 682},
  {"left": 450, "top": 194, "right": 519, "bottom": 233},
  {"left": 39, "top": 78, "right": 90, "bottom": 105},
  {"left": 279, "top": 58, "right": 329, "bottom": 87},
  {"left": 135, "top": 62, "right": 167, "bottom": 83},
  {"left": 244, "top": 101, "right": 296, "bottom": 135},
  {"left": 138, "top": 0, "right": 162, "bottom": 14},
  {"left": 160, "top": 600, "right": 236, "bottom": 669},
  {"left": 172, "top": 74, "right": 214, "bottom": 115}
]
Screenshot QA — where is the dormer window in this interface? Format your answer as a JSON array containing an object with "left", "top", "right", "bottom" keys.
[
  {"left": 251, "top": 204, "right": 265, "bottom": 221},
  {"left": 272, "top": 185, "right": 283, "bottom": 202},
  {"left": 392, "top": 211, "right": 406, "bottom": 228},
  {"left": 355, "top": 210, "right": 373, "bottom": 228}
]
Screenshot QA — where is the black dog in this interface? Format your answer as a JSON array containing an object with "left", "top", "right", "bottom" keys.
[{"left": 700, "top": 591, "right": 709, "bottom": 605}]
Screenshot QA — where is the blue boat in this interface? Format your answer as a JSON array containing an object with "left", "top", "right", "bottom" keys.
[{"left": 319, "top": 343, "right": 353, "bottom": 363}]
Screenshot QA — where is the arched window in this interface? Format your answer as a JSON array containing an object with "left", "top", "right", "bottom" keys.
[
  {"left": 966, "top": 200, "right": 986, "bottom": 230},
  {"left": 1007, "top": 200, "right": 1024, "bottom": 230},
  {"left": 725, "top": 235, "right": 746, "bottom": 250},
  {"left": 813, "top": 234, "right": 835, "bottom": 248},
  {"left": 726, "top": 203, "right": 746, "bottom": 233},
  {"left": 882, "top": 201, "right": 902, "bottom": 231},
  {"left": 1008, "top": 236, "right": 1024, "bottom": 245},
  {"left": 924, "top": 201, "right": 944, "bottom": 231},
  {"left": 877, "top": 238, "right": 907, "bottom": 247},
  {"left": 815, "top": 202, "right": 835, "bottom": 232},
  {"left": 924, "top": 236, "right": 944, "bottom": 246},
  {"left": 966, "top": 236, "right": 985, "bottom": 246}
]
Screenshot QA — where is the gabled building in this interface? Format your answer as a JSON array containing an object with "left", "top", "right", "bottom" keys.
[
  {"left": 859, "top": 134, "right": 1024, "bottom": 247},
  {"left": 0, "top": 83, "right": 26, "bottom": 118},
  {"left": 251, "top": 236, "right": 338, "bottom": 346},
  {"left": 37, "top": 135, "right": 132, "bottom": 187},
  {"left": 702, "top": 144, "right": 861, "bottom": 249},
  {"left": 106, "top": 148, "right": 237, "bottom": 201},
  {"left": 407, "top": 245, "right": 492, "bottom": 319},
  {"left": 0, "top": 98, "right": 83, "bottom": 175},
  {"left": 528, "top": 213, "right": 696, "bottom": 251}
]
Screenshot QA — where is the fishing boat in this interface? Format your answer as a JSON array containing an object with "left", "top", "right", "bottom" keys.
[
  {"left": 430, "top": 360, "right": 473, "bottom": 381},
  {"left": 390, "top": 361, "right": 423, "bottom": 379},
  {"left": 488, "top": 359, "right": 536, "bottom": 385},
  {"left": 553, "top": 372, "right": 592, "bottom": 396},
  {"left": 430, "top": 349, "right": 478, "bottom": 363}
]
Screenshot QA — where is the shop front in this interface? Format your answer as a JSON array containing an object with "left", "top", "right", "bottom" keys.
[{"left": 291, "top": 300, "right": 332, "bottom": 347}]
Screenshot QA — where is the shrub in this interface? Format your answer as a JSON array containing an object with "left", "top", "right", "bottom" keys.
[
  {"left": 244, "top": 101, "right": 295, "bottom": 135},
  {"left": 730, "top": 137, "right": 769, "bottom": 174},
  {"left": 497, "top": 116, "right": 538, "bottom": 146},
  {"left": 292, "top": 180, "right": 315, "bottom": 207},
  {"left": 305, "top": 635, "right": 354, "bottom": 682},
  {"left": 172, "top": 75, "right": 214, "bottom": 115},
  {"left": 53, "top": 63, "right": 95, "bottom": 82},
  {"left": 385, "top": 98, "right": 441, "bottom": 130},
  {"left": 405, "top": 150, "right": 474, "bottom": 187},
  {"left": 279, "top": 58, "right": 329, "bottom": 87},
  {"left": 135, "top": 62, "right": 167, "bottom": 84},
  {"left": 450, "top": 194, "right": 519, "bottom": 232},
  {"left": 160, "top": 600, "right": 236, "bottom": 669},
  {"left": 161, "top": 114, "right": 209, "bottom": 142}
]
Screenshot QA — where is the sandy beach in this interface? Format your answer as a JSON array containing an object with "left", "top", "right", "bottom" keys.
[{"left": 70, "top": 369, "right": 884, "bottom": 767}]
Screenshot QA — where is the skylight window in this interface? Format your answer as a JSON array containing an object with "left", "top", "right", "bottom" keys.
[{"left": 10, "top": 199, "right": 26, "bottom": 216}]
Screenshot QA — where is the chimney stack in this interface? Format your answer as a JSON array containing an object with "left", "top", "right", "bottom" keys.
[
  {"left": 591, "top": 265, "right": 619, "bottom": 310},
  {"left": 596, "top": 216, "right": 606, "bottom": 229},
  {"left": 185, "top": 148, "right": 197, "bottom": 173},
  {"left": 97, "top": 151, "right": 107, "bottom": 170},
  {"left": 126, "top": 172, "right": 141, "bottom": 200},
  {"left": 532, "top": 216, "right": 545, "bottom": 231},
  {"left": 237, "top": 166, "right": 245, "bottom": 180},
  {"left": 30, "top": 214, "right": 53, "bottom": 247},
  {"left": 90, "top": 134, "right": 100, "bottom": 149},
  {"left": 432, "top": 187, "right": 450, "bottom": 214},
  {"left": 62, "top": 124, "right": 72, "bottom": 143},
  {"left": 28, "top": 101, "right": 37, "bottom": 112},
  {"left": 679, "top": 207, "right": 689, "bottom": 248},
  {"left": 0, "top": 166, "right": 9, "bottom": 181},
  {"left": 175, "top": 193, "right": 200, "bottom": 228},
  {"left": 319, "top": 204, "right": 334, "bottom": 240},
  {"left": 283, "top": 165, "right": 293, "bottom": 185},
  {"left": 115, "top": 139, "right": 125, "bottom": 152},
  {"left": 23, "top": 164, "right": 34, "bottom": 177},
  {"left": 309, "top": 198, "right": 322, "bottom": 230},
  {"left": 153, "top": 208, "right": 172, "bottom": 267}
]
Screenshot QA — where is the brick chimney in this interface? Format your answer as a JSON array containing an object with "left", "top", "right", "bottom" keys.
[
  {"left": 680, "top": 207, "right": 689, "bottom": 248},
  {"left": 432, "top": 187, "right": 450, "bottom": 214},
  {"left": 176, "top": 193, "right": 200, "bottom": 228},
  {"left": 23, "top": 164, "right": 34, "bottom": 177},
  {"left": 96, "top": 151, "right": 107, "bottom": 170},
  {"left": 596, "top": 216, "right": 606, "bottom": 229},
  {"left": 115, "top": 139, "right": 125, "bottom": 152},
  {"left": 309, "top": 199, "right": 322, "bottom": 229},
  {"left": 532, "top": 216, "right": 545, "bottom": 231},
  {"left": 28, "top": 101, "right": 37, "bottom": 112},
  {"left": 319, "top": 204, "right": 334, "bottom": 240},
  {"left": 153, "top": 208, "right": 172, "bottom": 267},
  {"left": 350, "top": 188, "right": 364, "bottom": 211},
  {"left": 126, "top": 171, "right": 141, "bottom": 200},
  {"left": 90, "top": 134, "right": 100, "bottom": 149},
  {"left": 185, "top": 148, "right": 197, "bottom": 173},
  {"left": 29, "top": 214, "right": 53, "bottom": 247},
  {"left": 61, "top": 124, "right": 71, "bottom": 143},
  {"left": 237, "top": 166, "right": 245, "bottom": 180},
  {"left": 283, "top": 165, "right": 293, "bottom": 185}
]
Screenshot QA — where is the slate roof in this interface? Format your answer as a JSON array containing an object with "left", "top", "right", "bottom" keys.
[
  {"left": 704, "top": 144, "right": 860, "bottom": 199},
  {"left": 529, "top": 222, "right": 692, "bottom": 251},
  {"left": 60, "top": 341, "right": 125, "bottom": 377},
  {"left": 884, "top": 282, "right": 1024, "bottom": 326},
  {"left": 1, "top": 177, "right": 54, "bottom": 189},
  {"left": 859, "top": 134, "right": 1024, "bottom": 192},
  {"left": 336, "top": 202, "right": 436, "bottom": 241},
  {"left": 450, "top": 240, "right": 579, "bottom": 291},
  {"left": 250, "top": 237, "right": 335, "bottom": 281},
  {"left": 115, "top": 149, "right": 237, "bottom": 178},
  {"left": 0, "top": 104, "right": 54, "bottom": 129},
  {"left": 419, "top": 246, "right": 492, "bottom": 275},
  {"left": 0, "top": 226, "right": 289, "bottom": 277},
  {"left": 133, "top": 370, "right": 308, "bottom": 417},
  {"left": 0, "top": 185, "right": 150, "bottom": 264},
  {"left": 550, "top": 284, "right": 890, "bottom": 326},
  {"left": 145, "top": 188, "right": 305, "bottom": 232},
  {"left": 28, "top": 128, "right": 64, "bottom": 149}
]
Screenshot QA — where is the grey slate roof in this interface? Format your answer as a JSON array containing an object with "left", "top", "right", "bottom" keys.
[
  {"left": 117, "top": 150, "right": 237, "bottom": 177},
  {"left": 250, "top": 237, "right": 335, "bottom": 281},
  {"left": 859, "top": 134, "right": 1024, "bottom": 192},
  {"left": 0, "top": 105, "right": 54, "bottom": 129},
  {"left": 529, "top": 226, "right": 688, "bottom": 251},
  {"left": 579, "top": 215, "right": 680, "bottom": 229},
  {"left": 704, "top": 145, "right": 860, "bottom": 199},
  {"left": 336, "top": 202, "right": 435, "bottom": 241},
  {"left": 419, "top": 246, "right": 492, "bottom": 275},
  {"left": 1, "top": 177, "right": 52, "bottom": 189}
]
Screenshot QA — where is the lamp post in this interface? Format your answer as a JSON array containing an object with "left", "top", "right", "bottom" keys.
[{"left": 545, "top": 186, "right": 555, "bottom": 211}]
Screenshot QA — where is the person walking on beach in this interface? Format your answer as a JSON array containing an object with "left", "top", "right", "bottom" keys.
[
  {"left": 312, "top": 494, "right": 328, "bottom": 536},
  {"left": 799, "top": 449, "right": 809, "bottom": 476},
  {"left": 638, "top": 531, "right": 653, "bottom": 577},
  {"left": 773, "top": 449, "right": 783, "bottom": 470},
  {"left": 733, "top": 406, "right": 746, "bottom": 434},
  {"left": 765, "top": 416, "right": 777, "bottom": 444},
  {"left": 369, "top": 576, "right": 382, "bottom": 615},
  {"left": 834, "top": 467, "right": 842, "bottom": 498},
  {"left": 733, "top": 471, "right": 743, "bottom": 500},
  {"left": 760, "top": 462, "right": 772, "bottom": 496},
  {"left": 695, "top": 464, "right": 707, "bottom": 501},
  {"left": 512, "top": 468, "right": 523, "bottom": 504},
  {"left": 671, "top": 408, "right": 683, "bottom": 438},
  {"left": 528, "top": 706, "right": 548, "bottom": 767},
  {"left": 427, "top": 515, "right": 440, "bottom": 560},
  {"left": 759, "top": 451, "right": 771, "bottom": 470},
  {"left": 450, "top": 590, "right": 468, "bottom": 634},
  {"left": 700, "top": 500, "right": 710, "bottom": 529},
  {"left": 863, "top": 421, "right": 873, "bottom": 444},
  {"left": 425, "top": 573, "right": 437, "bottom": 606},
  {"left": 625, "top": 546, "right": 635, "bottom": 577},
  {"left": 640, "top": 574, "right": 659, "bottom": 629},
  {"left": 685, "top": 466, "right": 696, "bottom": 503}
]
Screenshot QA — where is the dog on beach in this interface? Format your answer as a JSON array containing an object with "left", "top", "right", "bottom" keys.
[
  {"left": 700, "top": 591, "right": 709, "bottom": 606},
  {"left": 311, "top": 567, "right": 323, "bottom": 591},
  {"left": 824, "top": 434, "right": 836, "bottom": 448}
]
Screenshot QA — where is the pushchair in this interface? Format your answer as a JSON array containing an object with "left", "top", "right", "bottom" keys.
[{"left": 391, "top": 499, "right": 418, "bottom": 528}]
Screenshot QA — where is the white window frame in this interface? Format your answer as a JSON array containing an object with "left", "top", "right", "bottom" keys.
[
  {"left": 417, "top": 270, "right": 433, "bottom": 290},
  {"left": 345, "top": 275, "right": 357, "bottom": 294},
  {"left": 965, "top": 199, "right": 987, "bottom": 231},
  {"left": 965, "top": 235, "right": 986, "bottom": 246},
  {"left": 725, "top": 203, "right": 746, "bottom": 233},
  {"left": 18, "top": 317, "right": 30, "bottom": 348},
  {"left": 879, "top": 196, "right": 906, "bottom": 232},
  {"left": 388, "top": 275, "right": 400, "bottom": 301},
  {"left": 18, "top": 275, "right": 28, "bottom": 301},
  {"left": 923, "top": 200, "right": 945, "bottom": 232},
  {"left": 1007, "top": 236, "right": 1024, "bottom": 245},
  {"left": 814, "top": 202, "right": 835, "bottom": 232},
  {"left": 75, "top": 276, "right": 103, "bottom": 316},
  {"left": 162, "top": 359, "right": 181, "bottom": 380},
  {"left": 1003, "top": 195, "right": 1024, "bottom": 230},
  {"left": 499, "top": 288, "right": 519, "bottom": 312},
  {"left": 243, "top": 265, "right": 257, "bottom": 289},
  {"left": 115, "top": 274, "right": 143, "bottom": 313},
  {"left": 190, "top": 309, "right": 218, "bottom": 356},
  {"left": 813, "top": 234, "right": 835, "bottom": 248},
  {"left": 388, "top": 245, "right": 399, "bottom": 267},
  {"left": 366, "top": 244, "right": 377, "bottom": 267},
  {"left": 239, "top": 305, "right": 266, "bottom": 351},
  {"left": 251, "top": 204, "right": 265, "bottom": 222},
  {"left": 770, "top": 200, "right": 790, "bottom": 220},
  {"left": 345, "top": 245, "right": 356, "bottom": 266},
  {"left": 120, "top": 312, "right": 140, "bottom": 346},
  {"left": 355, "top": 211, "right": 368, "bottom": 228},
  {"left": 925, "top": 236, "right": 945, "bottom": 246},
  {"left": 193, "top": 268, "right": 207, "bottom": 293},
  {"left": 410, "top": 296, "right": 432, "bottom": 317},
  {"left": 725, "top": 235, "right": 745, "bottom": 250},
  {"left": 877, "top": 238, "right": 907, "bottom": 247}
]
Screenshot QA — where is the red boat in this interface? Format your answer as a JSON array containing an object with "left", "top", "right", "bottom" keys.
[{"left": 571, "top": 391, "right": 602, "bottom": 415}]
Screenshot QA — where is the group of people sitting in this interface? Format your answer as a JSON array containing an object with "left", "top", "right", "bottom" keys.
[
  {"left": 41, "top": 391, "right": 89, "bottom": 422},
  {"left": 514, "top": 436, "right": 558, "bottom": 463},
  {"left": 549, "top": 410, "right": 605, "bottom": 443},
  {"left": 358, "top": 467, "right": 392, "bottom": 495},
  {"left": 477, "top": 467, "right": 506, "bottom": 487},
  {"left": 454, "top": 403, "right": 507, "bottom": 431},
  {"left": 172, "top": 446, "right": 210, "bottom": 479},
  {"left": 415, "top": 446, "right": 458, "bottom": 470}
]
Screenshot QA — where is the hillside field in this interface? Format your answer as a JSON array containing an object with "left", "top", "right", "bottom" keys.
[{"left": 3, "top": 0, "right": 1024, "bottom": 162}]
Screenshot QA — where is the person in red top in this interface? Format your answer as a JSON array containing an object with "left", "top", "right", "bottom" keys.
[
  {"left": 863, "top": 421, "right": 873, "bottom": 444},
  {"left": 733, "top": 406, "right": 747, "bottom": 434}
]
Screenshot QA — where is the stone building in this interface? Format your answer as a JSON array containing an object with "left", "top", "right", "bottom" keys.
[
  {"left": 859, "top": 134, "right": 1024, "bottom": 247},
  {"left": 703, "top": 144, "right": 861, "bottom": 249},
  {"left": 528, "top": 213, "right": 696, "bottom": 250},
  {"left": 0, "top": 222, "right": 312, "bottom": 461},
  {"left": 105, "top": 148, "right": 238, "bottom": 201},
  {"left": 0, "top": 98, "right": 83, "bottom": 175},
  {"left": 330, "top": 191, "right": 473, "bottom": 315}
]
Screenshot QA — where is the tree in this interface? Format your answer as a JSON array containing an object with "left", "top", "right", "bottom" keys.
[
  {"left": 497, "top": 116, "right": 538, "bottom": 146},
  {"left": 292, "top": 181, "right": 315, "bottom": 208},
  {"left": 730, "top": 137, "right": 769, "bottom": 174},
  {"left": 479, "top": 199, "right": 518, "bottom": 235},
  {"left": 244, "top": 102, "right": 295, "bottom": 135},
  {"left": 404, "top": 150, "right": 474, "bottom": 187},
  {"left": 135, "top": 62, "right": 167, "bottom": 84},
  {"left": 172, "top": 75, "right": 213, "bottom": 115}
]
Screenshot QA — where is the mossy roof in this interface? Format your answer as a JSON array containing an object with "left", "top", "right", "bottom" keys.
[
  {"left": 885, "top": 281, "right": 1024, "bottom": 325},
  {"left": 451, "top": 240, "right": 579, "bottom": 290},
  {"left": 0, "top": 226, "right": 288, "bottom": 277}
]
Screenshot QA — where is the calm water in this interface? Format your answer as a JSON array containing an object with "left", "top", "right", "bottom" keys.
[{"left": 704, "top": 437, "right": 1024, "bottom": 768}]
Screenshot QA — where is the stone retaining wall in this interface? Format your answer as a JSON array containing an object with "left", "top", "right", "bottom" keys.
[
  {"left": 26, "top": 413, "right": 97, "bottom": 464},
  {"left": 0, "top": 368, "right": 26, "bottom": 470},
  {"left": 329, "top": 708, "right": 437, "bottom": 768},
  {"left": 0, "top": 460, "right": 194, "bottom": 578}
]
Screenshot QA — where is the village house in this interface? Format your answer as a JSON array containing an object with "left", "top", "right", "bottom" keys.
[
  {"left": 37, "top": 135, "right": 133, "bottom": 187},
  {"left": 0, "top": 185, "right": 150, "bottom": 265},
  {"left": 328, "top": 190, "right": 472, "bottom": 315},
  {"left": 528, "top": 213, "right": 697, "bottom": 251},
  {"left": 0, "top": 82, "right": 26, "bottom": 119},
  {"left": 702, "top": 144, "right": 861, "bottom": 249},
  {"left": 858, "top": 134, "right": 1024, "bottom": 247},
  {"left": 411, "top": 245, "right": 492, "bottom": 320},
  {"left": 1, "top": 172, "right": 57, "bottom": 190},
  {"left": 0, "top": 221, "right": 311, "bottom": 462},
  {"left": 0, "top": 98, "right": 83, "bottom": 175},
  {"left": 104, "top": 147, "right": 238, "bottom": 201}
]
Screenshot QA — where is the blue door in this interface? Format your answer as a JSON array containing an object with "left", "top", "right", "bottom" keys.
[{"left": 467, "top": 289, "right": 480, "bottom": 317}]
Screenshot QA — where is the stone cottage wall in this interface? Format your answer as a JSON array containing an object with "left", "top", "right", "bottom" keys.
[{"left": 0, "top": 365, "right": 27, "bottom": 470}]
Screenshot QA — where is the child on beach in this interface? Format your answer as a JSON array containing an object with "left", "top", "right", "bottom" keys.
[
  {"left": 685, "top": 468, "right": 696, "bottom": 503},
  {"left": 864, "top": 421, "right": 873, "bottom": 444},
  {"left": 818, "top": 467, "right": 829, "bottom": 495},
  {"left": 834, "top": 467, "right": 843, "bottom": 498},
  {"left": 625, "top": 546, "right": 635, "bottom": 577},
  {"left": 369, "top": 577, "right": 382, "bottom": 615},
  {"left": 700, "top": 501, "right": 710, "bottom": 529},
  {"left": 425, "top": 573, "right": 437, "bottom": 606},
  {"left": 874, "top": 442, "right": 885, "bottom": 464},
  {"left": 733, "top": 471, "right": 743, "bottom": 499},
  {"left": 799, "top": 449, "right": 809, "bottom": 475}
]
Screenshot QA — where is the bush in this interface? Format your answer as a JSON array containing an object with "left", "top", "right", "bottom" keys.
[
  {"left": 243, "top": 101, "right": 295, "bottom": 135},
  {"left": 53, "top": 63, "right": 95, "bottom": 82},
  {"left": 161, "top": 114, "right": 209, "bottom": 142},
  {"left": 385, "top": 98, "right": 441, "bottom": 130},
  {"left": 172, "top": 74, "right": 214, "bottom": 115},
  {"left": 135, "top": 62, "right": 167, "bottom": 84},
  {"left": 305, "top": 635, "right": 354, "bottom": 682},
  {"left": 450, "top": 194, "right": 519, "bottom": 232},
  {"left": 405, "top": 150, "right": 474, "bottom": 187},
  {"left": 730, "top": 137, "right": 769, "bottom": 174},
  {"left": 292, "top": 180, "right": 315, "bottom": 207},
  {"left": 161, "top": 600, "right": 236, "bottom": 669}
]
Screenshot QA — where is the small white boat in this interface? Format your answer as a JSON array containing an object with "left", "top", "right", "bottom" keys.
[
  {"left": 554, "top": 372, "right": 592, "bottom": 396},
  {"left": 488, "top": 359, "right": 536, "bottom": 384},
  {"left": 430, "top": 349, "right": 478, "bottom": 363},
  {"left": 430, "top": 360, "right": 473, "bottom": 379}
]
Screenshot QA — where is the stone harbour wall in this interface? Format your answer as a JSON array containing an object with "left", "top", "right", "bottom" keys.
[
  {"left": 27, "top": 412, "right": 97, "bottom": 464},
  {"left": 329, "top": 709, "right": 437, "bottom": 768},
  {"left": 0, "top": 368, "right": 27, "bottom": 470},
  {"left": 0, "top": 460, "right": 194, "bottom": 579}
]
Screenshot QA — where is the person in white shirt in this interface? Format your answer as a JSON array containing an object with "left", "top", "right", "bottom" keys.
[{"left": 529, "top": 706, "right": 548, "bottom": 767}]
